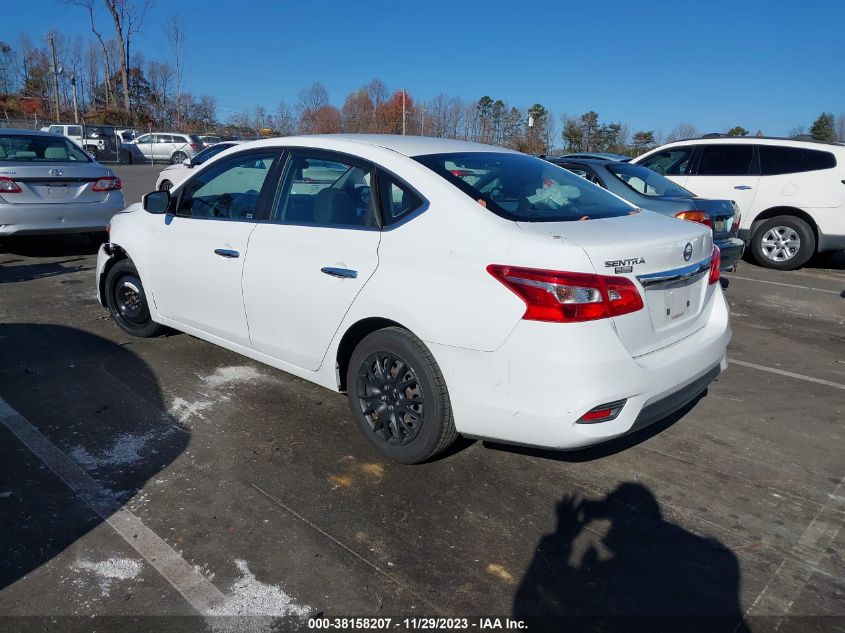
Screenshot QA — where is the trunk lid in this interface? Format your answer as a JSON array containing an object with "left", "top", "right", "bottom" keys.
[
  {"left": 516, "top": 211, "right": 716, "bottom": 357},
  {"left": 0, "top": 163, "right": 114, "bottom": 205},
  {"left": 689, "top": 197, "right": 738, "bottom": 237}
]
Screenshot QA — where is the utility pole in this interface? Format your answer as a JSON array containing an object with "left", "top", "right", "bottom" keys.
[
  {"left": 46, "top": 32, "right": 61, "bottom": 122},
  {"left": 402, "top": 89, "right": 406, "bottom": 135},
  {"left": 70, "top": 73, "right": 79, "bottom": 124},
  {"left": 421, "top": 107, "right": 425, "bottom": 136}
]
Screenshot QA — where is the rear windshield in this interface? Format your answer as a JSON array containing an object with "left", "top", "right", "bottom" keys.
[
  {"left": 606, "top": 163, "right": 694, "bottom": 198},
  {"left": 414, "top": 152, "right": 634, "bottom": 221},
  {"left": 0, "top": 134, "right": 91, "bottom": 162}
]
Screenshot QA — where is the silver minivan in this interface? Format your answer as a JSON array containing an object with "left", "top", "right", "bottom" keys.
[{"left": 131, "top": 132, "right": 203, "bottom": 164}]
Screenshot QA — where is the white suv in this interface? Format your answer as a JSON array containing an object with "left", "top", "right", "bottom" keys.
[
  {"left": 131, "top": 132, "right": 203, "bottom": 164},
  {"left": 633, "top": 137, "right": 845, "bottom": 269}
]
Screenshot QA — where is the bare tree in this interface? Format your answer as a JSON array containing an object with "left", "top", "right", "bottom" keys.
[
  {"left": 667, "top": 122, "right": 699, "bottom": 142},
  {"left": 836, "top": 115, "right": 845, "bottom": 143},
  {"left": 164, "top": 15, "right": 186, "bottom": 125},
  {"left": 274, "top": 101, "right": 295, "bottom": 136}
]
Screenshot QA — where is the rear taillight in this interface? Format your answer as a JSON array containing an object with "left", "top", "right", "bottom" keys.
[
  {"left": 730, "top": 204, "right": 740, "bottom": 231},
  {"left": 0, "top": 177, "right": 22, "bottom": 193},
  {"left": 675, "top": 210, "right": 712, "bottom": 229},
  {"left": 487, "top": 265, "right": 644, "bottom": 323},
  {"left": 92, "top": 176, "right": 122, "bottom": 192},
  {"left": 190, "top": 143, "right": 200, "bottom": 150},
  {"left": 709, "top": 246, "right": 720, "bottom": 285},
  {"left": 578, "top": 399, "right": 627, "bottom": 423}
]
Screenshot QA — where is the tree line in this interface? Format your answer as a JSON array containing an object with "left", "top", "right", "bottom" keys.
[{"left": 1, "top": 2, "right": 843, "bottom": 154}]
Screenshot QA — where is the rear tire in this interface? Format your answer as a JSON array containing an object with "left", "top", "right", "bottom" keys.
[
  {"left": 105, "top": 259, "right": 165, "bottom": 338},
  {"left": 750, "top": 215, "right": 815, "bottom": 270},
  {"left": 171, "top": 151, "right": 187, "bottom": 165},
  {"left": 347, "top": 327, "right": 457, "bottom": 464}
]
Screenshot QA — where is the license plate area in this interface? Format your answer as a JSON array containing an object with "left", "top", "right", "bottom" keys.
[{"left": 663, "top": 287, "right": 691, "bottom": 322}]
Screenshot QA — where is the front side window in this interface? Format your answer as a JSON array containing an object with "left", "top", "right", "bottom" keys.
[
  {"left": 639, "top": 147, "right": 695, "bottom": 176},
  {"left": 273, "top": 153, "right": 377, "bottom": 228},
  {"left": 156, "top": 135, "right": 173, "bottom": 144},
  {"left": 176, "top": 152, "right": 276, "bottom": 219},
  {"left": 696, "top": 145, "right": 755, "bottom": 176},
  {"left": 0, "top": 134, "right": 91, "bottom": 162},
  {"left": 760, "top": 145, "right": 837, "bottom": 175},
  {"left": 48, "top": 125, "right": 63, "bottom": 134},
  {"left": 606, "top": 163, "right": 695, "bottom": 197},
  {"left": 415, "top": 152, "right": 634, "bottom": 222}
]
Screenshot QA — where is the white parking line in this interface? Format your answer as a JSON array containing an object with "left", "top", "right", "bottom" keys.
[
  {"left": 0, "top": 397, "right": 226, "bottom": 615},
  {"left": 726, "top": 275, "right": 841, "bottom": 295},
  {"left": 729, "top": 359, "right": 845, "bottom": 391}
]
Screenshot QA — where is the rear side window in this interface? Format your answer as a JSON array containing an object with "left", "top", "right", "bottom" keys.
[
  {"left": 760, "top": 146, "right": 837, "bottom": 175},
  {"left": 378, "top": 172, "right": 423, "bottom": 225},
  {"left": 415, "top": 152, "right": 634, "bottom": 222},
  {"left": 639, "top": 147, "right": 694, "bottom": 176},
  {"left": 696, "top": 145, "right": 755, "bottom": 176}
]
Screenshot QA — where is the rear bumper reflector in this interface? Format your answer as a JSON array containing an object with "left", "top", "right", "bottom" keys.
[{"left": 577, "top": 399, "right": 627, "bottom": 424}]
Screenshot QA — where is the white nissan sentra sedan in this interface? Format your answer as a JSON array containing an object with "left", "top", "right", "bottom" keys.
[
  {"left": 0, "top": 129, "right": 125, "bottom": 236},
  {"left": 96, "top": 135, "right": 730, "bottom": 463}
]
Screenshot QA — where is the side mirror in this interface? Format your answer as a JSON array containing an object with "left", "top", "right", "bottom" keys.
[
  {"left": 182, "top": 158, "right": 192, "bottom": 167},
  {"left": 143, "top": 190, "right": 170, "bottom": 214}
]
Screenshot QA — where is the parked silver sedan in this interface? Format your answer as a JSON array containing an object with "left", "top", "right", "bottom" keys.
[{"left": 0, "top": 129, "right": 125, "bottom": 237}]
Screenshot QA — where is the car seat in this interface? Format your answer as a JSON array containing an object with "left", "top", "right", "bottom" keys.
[{"left": 313, "top": 188, "right": 357, "bottom": 225}]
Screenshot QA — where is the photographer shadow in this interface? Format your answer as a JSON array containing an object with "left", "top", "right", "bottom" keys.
[{"left": 513, "top": 483, "right": 749, "bottom": 632}]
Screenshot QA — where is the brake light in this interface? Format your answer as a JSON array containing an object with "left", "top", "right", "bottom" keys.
[
  {"left": 190, "top": 143, "right": 200, "bottom": 150},
  {"left": 451, "top": 169, "right": 473, "bottom": 178},
  {"left": 487, "top": 265, "right": 644, "bottom": 323},
  {"left": 0, "top": 177, "right": 22, "bottom": 193},
  {"left": 709, "top": 246, "right": 720, "bottom": 285},
  {"left": 92, "top": 176, "right": 122, "bottom": 192},
  {"left": 675, "top": 210, "right": 712, "bottom": 229}
]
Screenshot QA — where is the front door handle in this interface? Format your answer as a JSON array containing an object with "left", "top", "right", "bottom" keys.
[
  {"left": 321, "top": 267, "right": 358, "bottom": 279},
  {"left": 734, "top": 185, "right": 752, "bottom": 190},
  {"left": 214, "top": 248, "right": 240, "bottom": 258}
]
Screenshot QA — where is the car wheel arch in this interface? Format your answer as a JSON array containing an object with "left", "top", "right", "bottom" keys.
[
  {"left": 749, "top": 206, "right": 819, "bottom": 245},
  {"left": 334, "top": 317, "right": 411, "bottom": 392},
  {"left": 98, "top": 244, "right": 130, "bottom": 307}
]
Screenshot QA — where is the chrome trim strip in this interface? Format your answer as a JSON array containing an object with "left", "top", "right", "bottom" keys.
[{"left": 637, "top": 257, "right": 710, "bottom": 290}]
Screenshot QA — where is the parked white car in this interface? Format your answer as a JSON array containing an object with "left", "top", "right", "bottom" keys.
[
  {"left": 633, "top": 136, "right": 845, "bottom": 269},
  {"left": 131, "top": 132, "right": 203, "bottom": 164},
  {"left": 96, "top": 135, "right": 729, "bottom": 463}
]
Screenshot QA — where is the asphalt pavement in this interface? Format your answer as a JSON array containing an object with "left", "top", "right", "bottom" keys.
[{"left": 1, "top": 165, "right": 843, "bottom": 632}]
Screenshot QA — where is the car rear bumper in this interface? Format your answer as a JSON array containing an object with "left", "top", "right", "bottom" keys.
[
  {"left": 715, "top": 236, "right": 744, "bottom": 271},
  {"left": 427, "top": 288, "right": 731, "bottom": 450},
  {"left": 0, "top": 196, "right": 125, "bottom": 236}
]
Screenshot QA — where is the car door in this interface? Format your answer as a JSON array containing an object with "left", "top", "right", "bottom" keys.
[
  {"left": 134, "top": 134, "right": 153, "bottom": 159},
  {"left": 154, "top": 134, "right": 173, "bottom": 162},
  {"left": 242, "top": 150, "right": 383, "bottom": 371},
  {"left": 146, "top": 149, "right": 281, "bottom": 347},
  {"left": 683, "top": 144, "right": 760, "bottom": 215}
]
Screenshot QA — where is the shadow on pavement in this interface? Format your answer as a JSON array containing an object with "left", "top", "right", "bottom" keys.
[
  {"left": 0, "top": 323, "right": 188, "bottom": 593},
  {"left": 513, "top": 483, "right": 749, "bottom": 632}
]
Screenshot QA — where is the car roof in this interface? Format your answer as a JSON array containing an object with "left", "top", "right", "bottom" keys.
[
  {"left": 557, "top": 152, "right": 630, "bottom": 161},
  {"left": 1, "top": 128, "right": 64, "bottom": 137},
  {"left": 243, "top": 134, "right": 516, "bottom": 157},
  {"left": 656, "top": 136, "right": 845, "bottom": 149}
]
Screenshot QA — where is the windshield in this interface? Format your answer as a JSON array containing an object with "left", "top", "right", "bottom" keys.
[
  {"left": 0, "top": 134, "right": 91, "bottom": 162},
  {"left": 606, "top": 163, "right": 694, "bottom": 198},
  {"left": 415, "top": 152, "right": 634, "bottom": 222}
]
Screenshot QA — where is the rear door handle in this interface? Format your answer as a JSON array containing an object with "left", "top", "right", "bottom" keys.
[
  {"left": 321, "top": 267, "right": 358, "bottom": 279},
  {"left": 214, "top": 248, "right": 240, "bottom": 258},
  {"left": 734, "top": 185, "right": 752, "bottom": 190}
]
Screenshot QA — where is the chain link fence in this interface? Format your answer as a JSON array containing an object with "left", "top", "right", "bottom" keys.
[{"left": 0, "top": 117, "right": 141, "bottom": 164}]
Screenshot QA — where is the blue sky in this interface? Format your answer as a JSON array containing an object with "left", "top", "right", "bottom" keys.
[{"left": 4, "top": 0, "right": 844, "bottom": 136}]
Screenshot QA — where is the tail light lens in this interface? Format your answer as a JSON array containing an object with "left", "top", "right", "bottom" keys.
[
  {"left": 92, "top": 176, "right": 122, "bottom": 192},
  {"left": 730, "top": 203, "right": 740, "bottom": 231},
  {"left": 0, "top": 177, "right": 22, "bottom": 193},
  {"left": 709, "top": 246, "right": 720, "bottom": 285},
  {"left": 675, "top": 210, "right": 712, "bottom": 229},
  {"left": 487, "top": 265, "right": 644, "bottom": 323},
  {"left": 190, "top": 143, "right": 200, "bottom": 151},
  {"left": 578, "top": 399, "right": 627, "bottom": 423}
]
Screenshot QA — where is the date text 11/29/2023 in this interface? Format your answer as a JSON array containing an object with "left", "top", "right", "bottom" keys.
[{"left": 307, "top": 617, "right": 528, "bottom": 630}]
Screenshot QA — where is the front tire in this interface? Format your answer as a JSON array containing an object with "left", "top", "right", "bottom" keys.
[
  {"left": 105, "top": 259, "right": 165, "bottom": 337},
  {"left": 159, "top": 180, "right": 173, "bottom": 191},
  {"left": 750, "top": 215, "right": 815, "bottom": 270},
  {"left": 347, "top": 327, "right": 457, "bottom": 464}
]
